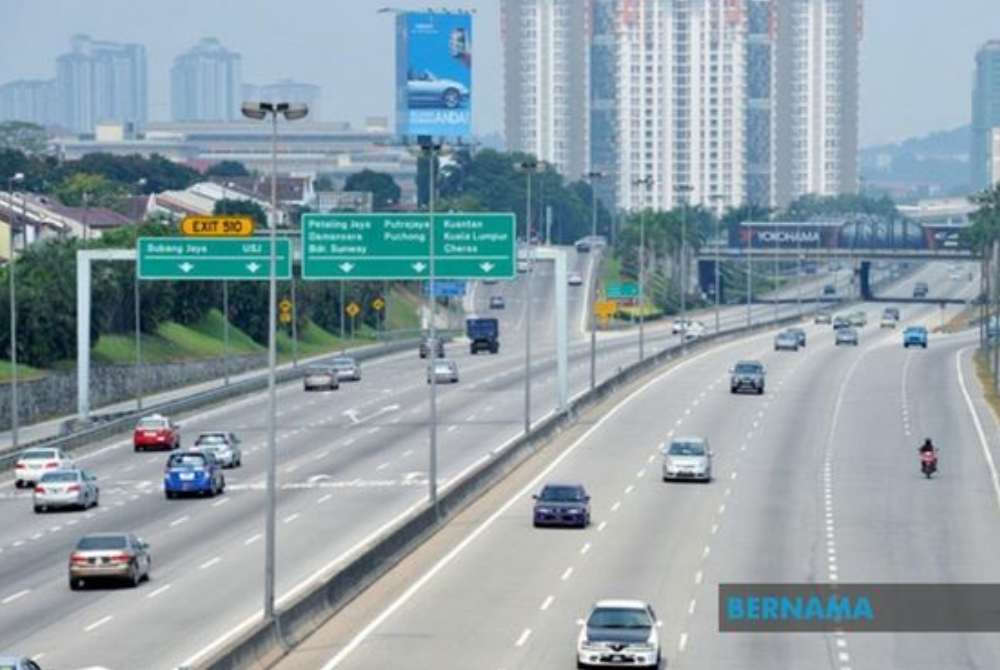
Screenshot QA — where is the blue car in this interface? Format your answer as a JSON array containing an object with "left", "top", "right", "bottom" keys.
[
  {"left": 164, "top": 450, "right": 225, "bottom": 499},
  {"left": 903, "top": 326, "right": 928, "bottom": 349},
  {"left": 532, "top": 483, "right": 591, "bottom": 528}
]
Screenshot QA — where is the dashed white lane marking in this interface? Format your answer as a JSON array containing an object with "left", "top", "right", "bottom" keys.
[
  {"left": 702, "top": 546, "right": 711, "bottom": 558},
  {"left": 318, "top": 494, "right": 333, "bottom": 504},
  {"left": 611, "top": 501, "right": 621, "bottom": 512},
  {"left": 284, "top": 464, "right": 300, "bottom": 474},
  {"left": 244, "top": 534, "right": 262, "bottom": 546},
  {"left": 1, "top": 589, "right": 30, "bottom": 605},
  {"left": 718, "top": 504, "right": 726, "bottom": 515},
  {"left": 597, "top": 521, "right": 607, "bottom": 532},
  {"left": 711, "top": 524, "right": 719, "bottom": 536},
  {"left": 212, "top": 498, "right": 230, "bottom": 507},
  {"left": 447, "top": 426, "right": 459, "bottom": 433},
  {"left": 199, "top": 557, "right": 221, "bottom": 570},
  {"left": 540, "top": 595, "right": 554, "bottom": 611},
  {"left": 515, "top": 628, "right": 532, "bottom": 647},
  {"left": 695, "top": 570, "right": 703, "bottom": 585},
  {"left": 314, "top": 451, "right": 330, "bottom": 461},
  {"left": 402, "top": 450, "right": 414, "bottom": 457},
  {"left": 836, "top": 638, "right": 848, "bottom": 648},
  {"left": 84, "top": 615, "right": 113, "bottom": 632},
  {"left": 283, "top": 513, "right": 300, "bottom": 524},
  {"left": 30, "top": 533, "right": 42, "bottom": 540},
  {"left": 170, "top": 516, "right": 189, "bottom": 527},
  {"left": 376, "top": 463, "right": 390, "bottom": 472},
  {"left": 839, "top": 652, "right": 851, "bottom": 663},
  {"left": 688, "top": 599, "right": 697, "bottom": 615},
  {"left": 147, "top": 584, "right": 171, "bottom": 599},
  {"left": 624, "top": 484, "right": 635, "bottom": 495},
  {"left": 679, "top": 632, "right": 688, "bottom": 652},
  {"left": 580, "top": 542, "right": 592, "bottom": 555},
  {"left": 561, "top": 567, "right": 574, "bottom": 581},
  {"left": 637, "top": 469, "right": 646, "bottom": 478}
]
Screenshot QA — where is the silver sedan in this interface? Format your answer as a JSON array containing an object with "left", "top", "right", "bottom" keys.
[
  {"left": 427, "top": 359, "right": 460, "bottom": 384},
  {"left": 194, "top": 432, "right": 243, "bottom": 468},
  {"left": 33, "top": 469, "right": 99, "bottom": 513}
]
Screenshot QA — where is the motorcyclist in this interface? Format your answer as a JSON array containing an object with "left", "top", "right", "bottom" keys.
[
  {"left": 919, "top": 438, "right": 938, "bottom": 474},
  {"left": 918, "top": 438, "right": 936, "bottom": 456}
]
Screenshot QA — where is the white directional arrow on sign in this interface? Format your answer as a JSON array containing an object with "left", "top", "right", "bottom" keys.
[
  {"left": 479, "top": 262, "right": 495, "bottom": 273},
  {"left": 339, "top": 262, "right": 355, "bottom": 273},
  {"left": 412, "top": 262, "right": 428, "bottom": 273},
  {"left": 246, "top": 262, "right": 261, "bottom": 274},
  {"left": 179, "top": 262, "right": 194, "bottom": 274}
]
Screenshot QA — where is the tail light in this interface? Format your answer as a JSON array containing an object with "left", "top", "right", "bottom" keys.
[
  {"left": 107, "top": 553, "right": 131, "bottom": 564},
  {"left": 70, "top": 554, "right": 89, "bottom": 564},
  {"left": 34, "top": 486, "right": 47, "bottom": 494},
  {"left": 44, "top": 462, "right": 59, "bottom": 469},
  {"left": 67, "top": 485, "right": 81, "bottom": 493},
  {"left": 15, "top": 463, "right": 25, "bottom": 469}
]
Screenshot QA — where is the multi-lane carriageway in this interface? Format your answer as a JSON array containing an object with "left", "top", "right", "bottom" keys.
[{"left": 0, "top": 251, "right": 979, "bottom": 670}]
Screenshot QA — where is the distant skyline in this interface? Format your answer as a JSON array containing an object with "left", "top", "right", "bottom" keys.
[{"left": 0, "top": 1, "right": 998, "bottom": 146}]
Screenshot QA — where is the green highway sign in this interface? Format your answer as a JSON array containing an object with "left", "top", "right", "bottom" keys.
[
  {"left": 302, "top": 213, "right": 516, "bottom": 280},
  {"left": 137, "top": 237, "right": 292, "bottom": 280},
  {"left": 606, "top": 283, "right": 639, "bottom": 300}
]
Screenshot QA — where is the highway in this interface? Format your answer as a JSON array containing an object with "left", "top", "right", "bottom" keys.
[
  {"left": 0, "top": 246, "right": 849, "bottom": 670},
  {"left": 267, "top": 260, "right": 1000, "bottom": 670},
  {"left": 0, "top": 248, "right": 964, "bottom": 669}
]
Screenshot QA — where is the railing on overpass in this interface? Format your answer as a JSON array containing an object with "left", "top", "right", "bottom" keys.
[{"left": 695, "top": 244, "right": 982, "bottom": 262}]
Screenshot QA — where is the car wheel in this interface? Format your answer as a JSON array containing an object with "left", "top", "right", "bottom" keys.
[
  {"left": 135, "top": 445, "right": 142, "bottom": 453},
  {"left": 69, "top": 577, "right": 82, "bottom": 591},
  {"left": 442, "top": 88, "right": 461, "bottom": 108},
  {"left": 165, "top": 491, "right": 174, "bottom": 500},
  {"left": 92, "top": 494, "right": 99, "bottom": 508},
  {"left": 128, "top": 563, "right": 141, "bottom": 588},
  {"left": 33, "top": 505, "right": 43, "bottom": 514}
]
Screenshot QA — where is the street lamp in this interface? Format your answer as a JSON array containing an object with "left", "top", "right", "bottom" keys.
[
  {"left": 633, "top": 177, "right": 653, "bottom": 361},
  {"left": 708, "top": 194, "right": 726, "bottom": 335},
  {"left": 221, "top": 181, "right": 236, "bottom": 387},
  {"left": 675, "top": 184, "right": 694, "bottom": 352},
  {"left": 6, "top": 172, "right": 24, "bottom": 451},
  {"left": 585, "top": 171, "right": 605, "bottom": 388},
  {"left": 586, "top": 171, "right": 605, "bottom": 239},
  {"left": 745, "top": 202, "right": 754, "bottom": 328},
  {"left": 516, "top": 159, "right": 540, "bottom": 434},
  {"left": 240, "top": 100, "right": 309, "bottom": 623}
]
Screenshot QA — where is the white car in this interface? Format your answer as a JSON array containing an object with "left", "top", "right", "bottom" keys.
[
  {"left": 14, "top": 448, "right": 75, "bottom": 488},
  {"left": 682, "top": 321, "right": 706, "bottom": 341},
  {"left": 577, "top": 599, "right": 662, "bottom": 669},
  {"left": 194, "top": 432, "right": 243, "bottom": 468},
  {"left": 671, "top": 319, "right": 692, "bottom": 335},
  {"left": 568, "top": 271, "right": 584, "bottom": 286}
]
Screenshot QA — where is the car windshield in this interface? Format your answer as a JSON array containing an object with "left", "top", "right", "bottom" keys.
[
  {"left": 39, "top": 471, "right": 80, "bottom": 483},
  {"left": 540, "top": 485, "right": 585, "bottom": 502},
  {"left": 669, "top": 442, "right": 706, "bottom": 456},
  {"left": 588, "top": 607, "right": 653, "bottom": 629},
  {"left": 734, "top": 363, "right": 761, "bottom": 374},
  {"left": 21, "top": 449, "right": 56, "bottom": 460},
  {"left": 331, "top": 358, "right": 355, "bottom": 368},
  {"left": 197, "top": 434, "right": 225, "bottom": 444},
  {"left": 435, "top": 362, "right": 453, "bottom": 371},
  {"left": 168, "top": 454, "right": 208, "bottom": 468},
  {"left": 76, "top": 535, "right": 128, "bottom": 551},
  {"left": 138, "top": 417, "right": 167, "bottom": 429},
  {"left": 307, "top": 366, "right": 332, "bottom": 374}
]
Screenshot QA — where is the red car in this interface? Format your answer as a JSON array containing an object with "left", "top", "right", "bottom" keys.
[{"left": 133, "top": 414, "right": 181, "bottom": 452}]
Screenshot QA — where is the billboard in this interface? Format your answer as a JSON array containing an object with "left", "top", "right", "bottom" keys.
[{"left": 395, "top": 12, "right": 472, "bottom": 138}]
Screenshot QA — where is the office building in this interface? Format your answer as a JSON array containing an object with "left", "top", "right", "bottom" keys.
[
  {"left": 772, "top": 0, "right": 862, "bottom": 207},
  {"left": 991, "top": 126, "right": 1000, "bottom": 188},
  {"left": 0, "top": 79, "right": 59, "bottom": 127},
  {"left": 243, "top": 79, "right": 323, "bottom": 119},
  {"left": 973, "top": 40, "right": 1000, "bottom": 191},
  {"left": 171, "top": 38, "right": 242, "bottom": 122},
  {"left": 591, "top": 0, "right": 618, "bottom": 210},
  {"left": 502, "top": 0, "right": 591, "bottom": 179},
  {"left": 56, "top": 34, "right": 147, "bottom": 133},
  {"left": 616, "top": 0, "right": 747, "bottom": 211},
  {"left": 745, "top": 0, "right": 773, "bottom": 208}
]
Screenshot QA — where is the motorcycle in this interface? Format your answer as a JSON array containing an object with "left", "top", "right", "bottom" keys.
[{"left": 920, "top": 451, "right": 938, "bottom": 479}]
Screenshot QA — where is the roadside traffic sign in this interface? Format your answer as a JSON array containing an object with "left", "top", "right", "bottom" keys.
[
  {"left": 346, "top": 302, "right": 361, "bottom": 318},
  {"left": 421, "top": 280, "right": 467, "bottom": 297},
  {"left": 372, "top": 298, "right": 386, "bottom": 311},
  {"left": 606, "top": 283, "right": 639, "bottom": 300},
  {"left": 594, "top": 300, "right": 618, "bottom": 319},
  {"left": 302, "top": 213, "right": 516, "bottom": 280},
  {"left": 279, "top": 298, "right": 293, "bottom": 312},
  {"left": 137, "top": 237, "right": 291, "bottom": 280},
  {"left": 181, "top": 215, "right": 255, "bottom": 237}
]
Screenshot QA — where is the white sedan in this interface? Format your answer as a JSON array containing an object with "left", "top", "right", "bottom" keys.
[
  {"left": 14, "top": 448, "right": 75, "bottom": 488},
  {"left": 568, "top": 272, "right": 584, "bottom": 286}
]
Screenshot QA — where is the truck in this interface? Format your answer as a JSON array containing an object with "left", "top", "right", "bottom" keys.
[{"left": 466, "top": 318, "right": 499, "bottom": 355}]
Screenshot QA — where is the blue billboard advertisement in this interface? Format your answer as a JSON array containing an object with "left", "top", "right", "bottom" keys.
[{"left": 395, "top": 12, "right": 472, "bottom": 138}]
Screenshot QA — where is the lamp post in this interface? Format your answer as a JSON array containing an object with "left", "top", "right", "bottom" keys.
[
  {"left": 746, "top": 202, "right": 754, "bottom": 328},
  {"left": 633, "top": 177, "right": 653, "bottom": 361},
  {"left": 419, "top": 137, "right": 443, "bottom": 518},
  {"left": 134, "top": 177, "right": 147, "bottom": 410},
  {"left": 7, "top": 173, "right": 24, "bottom": 450},
  {"left": 675, "top": 184, "right": 694, "bottom": 352},
  {"left": 773, "top": 214, "right": 780, "bottom": 322},
  {"left": 585, "top": 171, "right": 604, "bottom": 389},
  {"left": 221, "top": 181, "right": 235, "bottom": 386},
  {"left": 709, "top": 194, "right": 725, "bottom": 335},
  {"left": 516, "top": 159, "right": 540, "bottom": 434},
  {"left": 241, "top": 100, "right": 309, "bottom": 623}
]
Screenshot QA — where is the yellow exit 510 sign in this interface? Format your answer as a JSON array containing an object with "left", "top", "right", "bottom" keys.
[{"left": 181, "top": 215, "right": 256, "bottom": 237}]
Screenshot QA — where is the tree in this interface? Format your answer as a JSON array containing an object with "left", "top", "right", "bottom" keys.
[
  {"left": 205, "top": 160, "right": 250, "bottom": 178},
  {"left": 54, "top": 173, "right": 129, "bottom": 209},
  {"left": 966, "top": 184, "right": 1000, "bottom": 251},
  {"left": 54, "top": 153, "right": 200, "bottom": 192},
  {"left": 344, "top": 169, "right": 402, "bottom": 210},
  {"left": 0, "top": 121, "right": 49, "bottom": 154}
]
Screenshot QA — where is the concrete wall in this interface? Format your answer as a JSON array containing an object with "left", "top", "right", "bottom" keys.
[{"left": 0, "top": 355, "right": 264, "bottom": 431}]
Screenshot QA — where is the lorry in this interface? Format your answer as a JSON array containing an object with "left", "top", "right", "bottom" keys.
[{"left": 466, "top": 318, "right": 500, "bottom": 355}]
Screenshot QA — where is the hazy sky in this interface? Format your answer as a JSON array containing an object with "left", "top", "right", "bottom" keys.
[{"left": 1, "top": 1, "right": 999, "bottom": 147}]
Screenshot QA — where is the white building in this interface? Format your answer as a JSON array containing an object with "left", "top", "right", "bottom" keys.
[
  {"left": 771, "top": 0, "right": 862, "bottom": 207},
  {"left": 616, "top": 0, "right": 747, "bottom": 212},
  {"left": 56, "top": 34, "right": 147, "bottom": 133},
  {"left": 171, "top": 39, "right": 242, "bottom": 122},
  {"left": 502, "top": 0, "right": 591, "bottom": 178}
]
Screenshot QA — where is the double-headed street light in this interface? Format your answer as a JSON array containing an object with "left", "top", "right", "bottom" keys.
[
  {"left": 516, "top": 159, "right": 540, "bottom": 434},
  {"left": 675, "top": 184, "right": 694, "bottom": 353},
  {"left": 632, "top": 176, "right": 653, "bottom": 361},
  {"left": 585, "top": 171, "right": 605, "bottom": 389},
  {"left": 240, "top": 100, "right": 308, "bottom": 623},
  {"left": 708, "top": 194, "right": 726, "bottom": 335},
  {"left": 6, "top": 172, "right": 24, "bottom": 451}
]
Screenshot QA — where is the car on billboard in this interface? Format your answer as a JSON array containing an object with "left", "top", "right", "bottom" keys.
[{"left": 406, "top": 69, "right": 469, "bottom": 109}]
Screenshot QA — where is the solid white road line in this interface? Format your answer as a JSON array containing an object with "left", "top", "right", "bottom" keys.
[
  {"left": 956, "top": 348, "right": 1000, "bottom": 515},
  {"left": 1, "top": 589, "right": 30, "bottom": 605}
]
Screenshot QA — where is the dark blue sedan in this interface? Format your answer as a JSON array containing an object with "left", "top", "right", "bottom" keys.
[
  {"left": 164, "top": 450, "right": 225, "bottom": 499},
  {"left": 532, "top": 483, "right": 591, "bottom": 528}
]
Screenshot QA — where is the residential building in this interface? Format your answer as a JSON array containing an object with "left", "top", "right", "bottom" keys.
[
  {"left": 243, "top": 79, "right": 323, "bottom": 119},
  {"left": 56, "top": 34, "right": 147, "bottom": 133},
  {"left": 502, "top": 0, "right": 591, "bottom": 179},
  {"left": 772, "top": 0, "right": 862, "bottom": 207},
  {"left": 973, "top": 41, "right": 1000, "bottom": 191},
  {"left": 1, "top": 191, "right": 132, "bottom": 261},
  {"left": 745, "top": 0, "right": 773, "bottom": 208},
  {"left": 0, "top": 79, "right": 59, "bottom": 127},
  {"left": 171, "top": 38, "right": 242, "bottom": 122},
  {"left": 616, "top": 0, "right": 747, "bottom": 212},
  {"left": 591, "top": 0, "right": 618, "bottom": 210}
]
